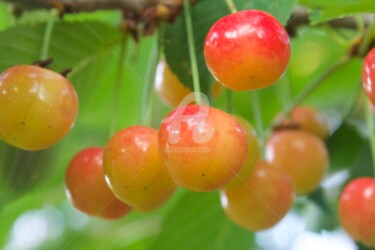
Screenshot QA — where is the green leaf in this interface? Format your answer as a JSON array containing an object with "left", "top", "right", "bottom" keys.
[
  {"left": 307, "top": 0, "right": 375, "bottom": 24},
  {"left": 326, "top": 122, "right": 365, "bottom": 170},
  {"left": 235, "top": 0, "right": 297, "bottom": 25},
  {"left": 0, "top": 142, "right": 56, "bottom": 206},
  {"left": 150, "top": 190, "right": 255, "bottom": 250}
]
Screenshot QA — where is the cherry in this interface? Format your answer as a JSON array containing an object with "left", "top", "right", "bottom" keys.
[
  {"left": 223, "top": 115, "right": 260, "bottom": 188},
  {"left": 0, "top": 65, "right": 78, "bottom": 150},
  {"left": 204, "top": 10, "right": 290, "bottom": 91},
  {"left": 104, "top": 126, "right": 176, "bottom": 211},
  {"left": 221, "top": 160, "right": 294, "bottom": 231},
  {"left": 155, "top": 60, "right": 222, "bottom": 107},
  {"left": 339, "top": 177, "right": 375, "bottom": 248},
  {"left": 65, "top": 147, "right": 132, "bottom": 220},
  {"left": 265, "top": 130, "right": 329, "bottom": 195},
  {"left": 363, "top": 47, "right": 375, "bottom": 105},
  {"left": 274, "top": 106, "right": 330, "bottom": 139},
  {"left": 158, "top": 105, "right": 248, "bottom": 192}
]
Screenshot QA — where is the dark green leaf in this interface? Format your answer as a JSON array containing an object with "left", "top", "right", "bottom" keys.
[
  {"left": 163, "top": 0, "right": 230, "bottom": 96},
  {"left": 350, "top": 143, "right": 374, "bottom": 179},
  {"left": 150, "top": 190, "right": 255, "bottom": 250},
  {"left": 357, "top": 242, "right": 373, "bottom": 250},
  {"left": 326, "top": 122, "right": 365, "bottom": 170}
]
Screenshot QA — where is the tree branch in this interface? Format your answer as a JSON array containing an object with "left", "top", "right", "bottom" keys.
[
  {"left": 1, "top": 1, "right": 374, "bottom": 39},
  {"left": 2, "top": 0, "right": 166, "bottom": 12},
  {"left": 286, "top": 6, "right": 374, "bottom": 36},
  {"left": 1, "top": 0, "right": 186, "bottom": 39}
]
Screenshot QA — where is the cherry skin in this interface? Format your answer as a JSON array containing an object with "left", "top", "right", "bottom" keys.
[
  {"left": 223, "top": 115, "right": 260, "bottom": 188},
  {"left": 274, "top": 106, "right": 330, "bottom": 139},
  {"left": 158, "top": 105, "right": 248, "bottom": 192},
  {"left": 265, "top": 130, "right": 329, "bottom": 195},
  {"left": 220, "top": 160, "right": 294, "bottom": 231},
  {"left": 155, "top": 60, "right": 222, "bottom": 107},
  {"left": 65, "top": 147, "right": 132, "bottom": 220},
  {"left": 0, "top": 65, "right": 78, "bottom": 150},
  {"left": 339, "top": 177, "right": 375, "bottom": 248},
  {"left": 104, "top": 126, "right": 176, "bottom": 211},
  {"left": 204, "top": 10, "right": 290, "bottom": 91},
  {"left": 363, "top": 47, "right": 375, "bottom": 105}
]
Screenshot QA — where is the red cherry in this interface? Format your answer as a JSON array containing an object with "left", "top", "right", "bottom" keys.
[
  {"left": 204, "top": 10, "right": 290, "bottom": 91},
  {"left": 65, "top": 147, "right": 132, "bottom": 220},
  {"left": 363, "top": 47, "right": 375, "bottom": 104},
  {"left": 0, "top": 65, "right": 78, "bottom": 150},
  {"left": 104, "top": 126, "right": 176, "bottom": 210},
  {"left": 339, "top": 177, "right": 375, "bottom": 248},
  {"left": 158, "top": 105, "right": 248, "bottom": 192},
  {"left": 265, "top": 130, "right": 329, "bottom": 195},
  {"left": 221, "top": 160, "right": 294, "bottom": 231}
]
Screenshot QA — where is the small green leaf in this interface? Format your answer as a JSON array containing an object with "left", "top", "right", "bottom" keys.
[
  {"left": 308, "top": 1, "right": 375, "bottom": 24},
  {"left": 150, "top": 190, "right": 255, "bottom": 250}
]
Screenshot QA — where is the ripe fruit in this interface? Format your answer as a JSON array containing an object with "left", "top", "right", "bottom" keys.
[
  {"left": 363, "top": 47, "right": 375, "bottom": 105},
  {"left": 0, "top": 65, "right": 78, "bottom": 150},
  {"left": 155, "top": 60, "right": 222, "bottom": 107},
  {"left": 265, "top": 130, "right": 329, "bottom": 195},
  {"left": 65, "top": 147, "right": 131, "bottom": 220},
  {"left": 274, "top": 106, "right": 330, "bottom": 139},
  {"left": 104, "top": 126, "right": 176, "bottom": 211},
  {"left": 221, "top": 160, "right": 294, "bottom": 231},
  {"left": 339, "top": 177, "right": 375, "bottom": 248},
  {"left": 158, "top": 105, "right": 248, "bottom": 192},
  {"left": 204, "top": 10, "right": 290, "bottom": 91},
  {"left": 223, "top": 116, "right": 260, "bottom": 188}
]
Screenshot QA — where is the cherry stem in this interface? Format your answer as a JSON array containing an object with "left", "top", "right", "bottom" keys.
[
  {"left": 110, "top": 36, "right": 128, "bottom": 137},
  {"left": 40, "top": 9, "right": 57, "bottom": 61},
  {"left": 226, "top": 89, "right": 233, "bottom": 113},
  {"left": 342, "top": 82, "right": 362, "bottom": 121},
  {"left": 183, "top": 0, "right": 201, "bottom": 105},
  {"left": 60, "top": 68, "right": 72, "bottom": 77},
  {"left": 251, "top": 91, "right": 265, "bottom": 155},
  {"left": 281, "top": 56, "right": 351, "bottom": 117},
  {"left": 364, "top": 96, "right": 375, "bottom": 176},
  {"left": 142, "top": 33, "right": 160, "bottom": 126},
  {"left": 278, "top": 72, "right": 293, "bottom": 114},
  {"left": 32, "top": 57, "right": 53, "bottom": 67},
  {"left": 225, "top": 0, "right": 238, "bottom": 13},
  {"left": 359, "top": 21, "right": 375, "bottom": 57}
]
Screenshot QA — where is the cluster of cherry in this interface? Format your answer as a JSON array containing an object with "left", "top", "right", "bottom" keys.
[{"left": 1, "top": 8, "right": 375, "bottom": 248}]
